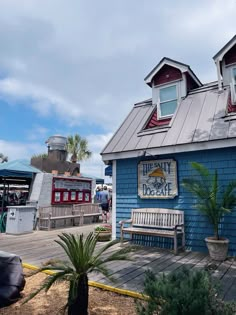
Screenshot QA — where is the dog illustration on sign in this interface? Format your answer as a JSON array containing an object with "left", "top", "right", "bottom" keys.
[{"left": 147, "top": 167, "right": 166, "bottom": 190}]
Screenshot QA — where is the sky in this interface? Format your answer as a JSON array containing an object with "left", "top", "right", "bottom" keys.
[{"left": 0, "top": 0, "right": 235, "bottom": 181}]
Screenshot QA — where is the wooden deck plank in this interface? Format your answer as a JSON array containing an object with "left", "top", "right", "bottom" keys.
[
  {"left": 90, "top": 247, "right": 165, "bottom": 283},
  {"left": 220, "top": 260, "right": 236, "bottom": 300},
  {"left": 112, "top": 251, "right": 191, "bottom": 289},
  {"left": 1, "top": 227, "right": 236, "bottom": 300},
  {"left": 127, "top": 251, "right": 203, "bottom": 292}
]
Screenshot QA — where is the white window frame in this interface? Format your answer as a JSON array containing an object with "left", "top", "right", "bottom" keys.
[
  {"left": 157, "top": 82, "right": 179, "bottom": 119},
  {"left": 230, "top": 67, "right": 236, "bottom": 105}
]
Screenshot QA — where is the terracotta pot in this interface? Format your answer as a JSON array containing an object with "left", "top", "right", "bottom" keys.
[
  {"left": 95, "top": 231, "right": 111, "bottom": 241},
  {"left": 51, "top": 170, "right": 58, "bottom": 175},
  {"left": 205, "top": 237, "right": 229, "bottom": 261}
]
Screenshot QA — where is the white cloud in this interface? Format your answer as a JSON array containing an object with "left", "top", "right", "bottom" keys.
[
  {"left": 0, "top": 139, "right": 45, "bottom": 161},
  {"left": 80, "top": 132, "right": 113, "bottom": 179},
  {"left": 0, "top": 131, "right": 112, "bottom": 179},
  {"left": 27, "top": 125, "right": 49, "bottom": 141},
  {"left": 0, "top": 0, "right": 235, "bottom": 180}
]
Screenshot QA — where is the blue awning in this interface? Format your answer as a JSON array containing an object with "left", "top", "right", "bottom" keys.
[
  {"left": 0, "top": 159, "right": 41, "bottom": 178},
  {"left": 105, "top": 165, "right": 112, "bottom": 176}
]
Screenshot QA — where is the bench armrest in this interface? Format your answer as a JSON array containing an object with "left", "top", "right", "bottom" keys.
[
  {"left": 174, "top": 223, "right": 184, "bottom": 230},
  {"left": 119, "top": 219, "right": 132, "bottom": 227}
]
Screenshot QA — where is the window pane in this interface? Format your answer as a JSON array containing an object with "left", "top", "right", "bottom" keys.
[
  {"left": 233, "top": 68, "right": 236, "bottom": 81},
  {"left": 71, "top": 191, "right": 76, "bottom": 201},
  {"left": 160, "top": 100, "right": 177, "bottom": 116},
  {"left": 78, "top": 192, "right": 83, "bottom": 201},
  {"left": 85, "top": 193, "right": 90, "bottom": 202},
  {"left": 63, "top": 192, "right": 69, "bottom": 201},
  {"left": 160, "top": 85, "right": 176, "bottom": 102},
  {"left": 55, "top": 192, "right": 61, "bottom": 202}
]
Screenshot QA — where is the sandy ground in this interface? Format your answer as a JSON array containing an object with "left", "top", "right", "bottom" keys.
[{"left": 0, "top": 269, "right": 137, "bottom": 315}]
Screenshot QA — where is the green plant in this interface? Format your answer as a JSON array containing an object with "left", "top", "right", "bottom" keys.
[
  {"left": 67, "top": 134, "right": 92, "bottom": 163},
  {"left": 182, "top": 162, "right": 236, "bottom": 240},
  {"left": 136, "top": 267, "right": 236, "bottom": 315},
  {"left": 95, "top": 224, "right": 112, "bottom": 232},
  {"left": 24, "top": 232, "right": 132, "bottom": 315},
  {"left": 31, "top": 153, "right": 48, "bottom": 159}
]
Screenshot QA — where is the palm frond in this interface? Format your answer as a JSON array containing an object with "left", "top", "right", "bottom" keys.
[
  {"left": 182, "top": 162, "right": 236, "bottom": 239},
  {"left": 92, "top": 264, "right": 116, "bottom": 283},
  {"left": 93, "top": 239, "right": 120, "bottom": 260},
  {"left": 22, "top": 269, "right": 70, "bottom": 304},
  {"left": 190, "top": 161, "right": 209, "bottom": 177},
  {"left": 67, "top": 134, "right": 91, "bottom": 162}
]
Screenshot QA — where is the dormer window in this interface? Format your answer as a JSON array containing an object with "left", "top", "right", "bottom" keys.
[
  {"left": 144, "top": 57, "right": 202, "bottom": 124},
  {"left": 159, "top": 84, "right": 178, "bottom": 118}
]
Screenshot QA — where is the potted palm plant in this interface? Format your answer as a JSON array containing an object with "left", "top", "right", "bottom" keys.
[
  {"left": 23, "top": 232, "right": 132, "bottom": 315},
  {"left": 182, "top": 162, "right": 236, "bottom": 261}
]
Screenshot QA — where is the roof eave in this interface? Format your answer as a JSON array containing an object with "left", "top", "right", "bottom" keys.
[
  {"left": 144, "top": 57, "right": 202, "bottom": 87},
  {"left": 101, "top": 138, "right": 236, "bottom": 162},
  {"left": 213, "top": 34, "right": 236, "bottom": 62}
]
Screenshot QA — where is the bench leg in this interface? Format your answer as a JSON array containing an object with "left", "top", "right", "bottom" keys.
[
  {"left": 130, "top": 233, "right": 133, "bottom": 242},
  {"left": 48, "top": 214, "right": 52, "bottom": 231},
  {"left": 120, "top": 229, "right": 124, "bottom": 244},
  {"left": 182, "top": 231, "right": 185, "bottom": 250},
  {"left": 79, "top": 213, "right": 84, "bottom": 226},
  {"left": 174, "top": 233, "right": 178, "bottom": 255}
]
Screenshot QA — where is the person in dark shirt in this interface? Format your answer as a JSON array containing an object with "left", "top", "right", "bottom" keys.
[{"left": 99, "top": 186, "right": 110, "bottom": 223}]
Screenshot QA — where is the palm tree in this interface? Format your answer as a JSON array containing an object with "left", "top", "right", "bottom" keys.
[
  {"left": 182, "top": 162, "right": 236, "bottom": 240},
  {"left": 24, "top": 232, "right": 133, "bottom": 315},
  {"left": 67, "top": 134, "right": 92, "bottom": 163},
  {"left": 0, "top": 153, "right": 8, "bottom": 163}
]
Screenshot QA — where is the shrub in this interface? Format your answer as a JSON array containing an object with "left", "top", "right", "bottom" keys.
[{"left": 136, "top": 267, "right": 236, "bottom": 315}]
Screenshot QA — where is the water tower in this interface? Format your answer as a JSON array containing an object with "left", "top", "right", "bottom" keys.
[{"left": 46, "top": 135, "right": 68, "bottom": 162}]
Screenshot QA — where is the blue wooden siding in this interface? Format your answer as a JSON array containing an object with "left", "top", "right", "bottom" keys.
[{"left": 116, "top": 147, "right": 236, "bottom": 255}]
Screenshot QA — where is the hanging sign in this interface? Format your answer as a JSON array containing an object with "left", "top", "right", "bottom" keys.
[{"left": 138, "top": 159, "right": 178, "bottom": 199}]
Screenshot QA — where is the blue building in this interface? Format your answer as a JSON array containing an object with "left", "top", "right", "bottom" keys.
[{"left": 101, "top": 35, "right": 236, "bottom": 255}]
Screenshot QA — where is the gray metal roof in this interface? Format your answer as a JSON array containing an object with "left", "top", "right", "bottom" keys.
[{"left": 101, "top": 84, "right": 236, "bottom": 161}]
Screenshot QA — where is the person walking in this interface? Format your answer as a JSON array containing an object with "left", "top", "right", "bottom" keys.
[{"left": 99, "top": 186, "right": 110, "bottom": 223}]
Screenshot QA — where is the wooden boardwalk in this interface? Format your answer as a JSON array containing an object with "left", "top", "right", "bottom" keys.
[{"left": 1, "top": 225, "right": 236, "bottom": 300}]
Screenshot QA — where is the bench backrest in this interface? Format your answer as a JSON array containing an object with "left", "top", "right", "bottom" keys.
[
  {"left": 39, "top": 205, "right": 73, "bottom": 217},
  {"left": 131, "top": 208, "right": 184, "bottom": 228},
  {"left": 73, "top": 203, "right": 100, "bottom": 215}
]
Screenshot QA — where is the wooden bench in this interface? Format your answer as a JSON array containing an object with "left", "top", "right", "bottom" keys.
[
  {"left": 38, "top": 205, "right": 82, "bottom": 230},
  {"left": 38, "top": 203, "right": 101, "bottom": 230},
  {"left": 72, "top": 203, "right": 101, "bottom": 225},
  {"left": 119, "top": 208, "right": 185, "bottom": 254}
]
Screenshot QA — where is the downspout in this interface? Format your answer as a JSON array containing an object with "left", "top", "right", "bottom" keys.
[
  {"left": 216, "top": 59, "right": 223, "bottom": 92},
  {"left": 112, "top": 160, "right": 116, "bottom": 240}
]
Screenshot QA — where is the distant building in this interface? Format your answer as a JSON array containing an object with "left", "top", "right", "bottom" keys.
[
  {"left": 30, "top": 135, "right": 94, "bottom": 208},
  {"left": 101, "top": 35, "right": 236, "bottom": 254},
  {"left": 31, "top": 135, "right": 80, "bottom": 175}
]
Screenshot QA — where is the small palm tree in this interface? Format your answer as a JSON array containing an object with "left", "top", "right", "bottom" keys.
[
  {"left": 67, "top": 134, "right": 92, "bottom": 163},
  {"left": 24, "top": 232, "right": 133, "bottom": 315},
  {"left": 182, "top": 162, "right": 236, "bottom": 240},
  {"left": 0, "top": 153, "right": 8, "bottom": 163}
]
